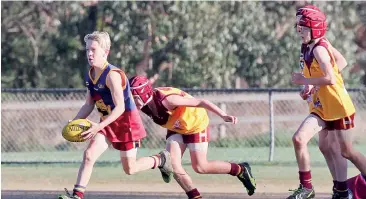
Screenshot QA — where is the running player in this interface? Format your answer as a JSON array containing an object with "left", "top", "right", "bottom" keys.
[
  {"left": 287, "top": 5, "right": 366, "bottom": 199},
  {"left": 297, "top": 5, "right": 353, "bottom": 199},
  {"left": 57, "top": 31, "right": 173, "bottom": 199},
  {"left": 129, "top": 75, "right": 256, "bottom": 199}
]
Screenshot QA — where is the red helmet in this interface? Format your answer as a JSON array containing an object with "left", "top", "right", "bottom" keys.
[
  {"left": 129, "top": 75, "right": 153, "bottom": 105},
  {"left": 296, "top": 5, "right": 327, "bottom": 39},
  {"left": 296, "top": 5, "right": 322, "bottom": 16}
]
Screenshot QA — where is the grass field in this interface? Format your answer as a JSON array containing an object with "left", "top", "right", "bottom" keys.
[
  {"left": 4, "top": 146, "right": 366, "bottom": 164},
  {"left": 2, "top": 163, "right": 361, "bottom": 194},
  {"left": 2, "top": 146, "right": 365, "bottom": 195}
]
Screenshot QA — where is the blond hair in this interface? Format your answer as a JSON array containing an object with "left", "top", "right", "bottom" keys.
[{"left": 84, "top": 31, "right": 111, "bottom": 51}]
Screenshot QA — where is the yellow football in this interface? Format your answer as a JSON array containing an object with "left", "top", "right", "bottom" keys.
[{"left": 62, "top": 119, "right": 92, "bottom": 142}]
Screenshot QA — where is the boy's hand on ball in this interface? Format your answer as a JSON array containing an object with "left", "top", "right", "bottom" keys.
[{"left": 81, "top": 119, "right": 101, "bottom": 140}]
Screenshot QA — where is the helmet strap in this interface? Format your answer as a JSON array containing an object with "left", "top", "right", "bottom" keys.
[
  {"left": 143, "top": 95, "right": 153, "bottom": 107},
  {"left": 306, "top": 31, "right": 316, "bottom": 45},
  {"left": 307, "top": 39, "right": 315, "bottom": 45}
]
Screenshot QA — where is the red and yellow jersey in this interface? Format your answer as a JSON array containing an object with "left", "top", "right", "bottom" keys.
[
  {"left": 141, "top": 87, "right": 209, "bottom": 134},
  {"left": 301, "top": 38, "right": 355, "bottom": 120}
]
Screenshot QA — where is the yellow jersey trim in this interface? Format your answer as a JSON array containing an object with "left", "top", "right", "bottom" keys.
[{"left": 89, "top": 61, "right": 109, "bottom": 84}]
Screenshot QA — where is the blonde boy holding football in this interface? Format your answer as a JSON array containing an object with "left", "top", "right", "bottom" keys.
[{"left": 57, "top": 31, "right": 173, "bottom": 199}]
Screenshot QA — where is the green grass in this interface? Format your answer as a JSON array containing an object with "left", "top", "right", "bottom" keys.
[
  {"left": 1, "top": 164, "right": 354, "bottom": 183},
  {"left": 2, "top": 146, "right": 366, "bottom": 166},
  {"left": 2, "top": 146, "right": 365, "bottom": 193},
  {"left": 2, "top": 162, "right": 362, "bottom": 193}
]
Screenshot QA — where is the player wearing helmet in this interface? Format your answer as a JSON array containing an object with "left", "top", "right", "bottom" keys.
[
  {"left": 129, "top": 75, "right": 256, "bottom": 199},
  {"left": 287, "top": 5, "right": 366, "bottom": 199},
  {"left": 297, "top": 5, "right": 353, "bottom": 199}
]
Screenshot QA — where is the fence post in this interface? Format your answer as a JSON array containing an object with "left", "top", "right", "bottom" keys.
[
  {"left": 219, "top": 103, "right": 227, "bottom": 139},
  {"left": 269, "top": 90, "right": 275, "bottom": 162}
]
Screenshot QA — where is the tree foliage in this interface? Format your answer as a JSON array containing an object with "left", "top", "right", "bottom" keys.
[{"left": 1, "top": 1, "right": 365, "bottom": 88}]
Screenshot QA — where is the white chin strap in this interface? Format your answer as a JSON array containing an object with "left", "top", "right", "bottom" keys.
[
  {"left": 133, "top": 93, "right": 153, "bottom": 107},
  {"left": 143, "top": 96, "right": 153, "bottom": 106}
]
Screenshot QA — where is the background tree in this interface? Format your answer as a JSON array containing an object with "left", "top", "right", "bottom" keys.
[{"left": 1, "top": 1, "right": 364, "bottom": 88}]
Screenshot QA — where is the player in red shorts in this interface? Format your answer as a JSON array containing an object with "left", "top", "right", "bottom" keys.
[
  {"left": 296, "top": 5, "right": 366, "bottom": 199},
  {"left": 129, "top": 76, "right": 256, "bottom": 199},
  {"left": 288, "top": 4, "right": 366, "bottom": 199},
  {"left": 296, "top": 5, "right": 353, "bottom": 199},
  {"left": 57, "top": 31, "right": 173, "bottom": 199}
]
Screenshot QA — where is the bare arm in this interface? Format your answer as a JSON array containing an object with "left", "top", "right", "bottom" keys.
[
  {"left": 330, "top": 46, "right": 348, "bottom": 71},
  {"left": 73, "top": 89, "right": 95, "bottom": 120},
  {"left": 163, "top": 95, "right": 227, "bottom": 118},
  {"left": 304, "top": 46, "right": 336, "bottom": 85},
  {"left": 299, "top": 45, "right": 346, "bottom": 100},
  {"left": 98, "top": 71, "right": 126, "bottom": 129}
]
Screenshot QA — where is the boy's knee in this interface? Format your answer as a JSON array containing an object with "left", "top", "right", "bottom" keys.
[
  {"left": 123, "top": 166, "right": 137, "bottom": 175},
  {"left": 338, "top": 141, "right": 354, "bottom": 160},
  {"left": 192, "top": 164, "right": 207, "bottom": 174},
  {"left": 340, "top": 148, "right": 353, "bottom": 159},
  {"left": 292, "top": 134, "right": 307, "bottom": 148}
]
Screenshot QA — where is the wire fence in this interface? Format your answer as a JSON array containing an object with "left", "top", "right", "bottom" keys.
[{"left": 2, "top": 88, "right": 366, "bottom": 163}]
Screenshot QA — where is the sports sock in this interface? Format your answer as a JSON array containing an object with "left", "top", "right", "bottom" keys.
[
  {"left": 186, "top": 188, "right": 202, "bottom": 199},
  {"left": 335, "top": 181, "right": 348, "bottom": 191},
  {"left": 299, "top": 171, "right": 312, "bottom": 189},
  {"left": 228, "top": 163, "right": 242, "bottom": 176},
  {"left": 150, "top": 155, "right": 161, "bottom": 169},
  {"left": 73, "top": 184, "right": 86, "bottom": 198},
  {"left": 334, "top": 181, "right": 348, "bottom": 197}
]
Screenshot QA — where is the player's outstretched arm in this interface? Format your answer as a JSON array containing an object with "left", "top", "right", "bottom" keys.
[
  {"left": 73, "top": 89, "right": 95, "bottom": 120},
  {"left": 163, "top": 95, "right": 238, "bottom": 124}
]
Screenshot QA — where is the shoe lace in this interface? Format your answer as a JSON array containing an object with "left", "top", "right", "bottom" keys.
[
  {"left": 64, "top": 188, "right": 72, "bottom": 197},
  {"left": 289, "top": 185, "right": 304, "bottom": 195},
  {"left": 63, "top": 188, "right": 80, "bottom": 199}
]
